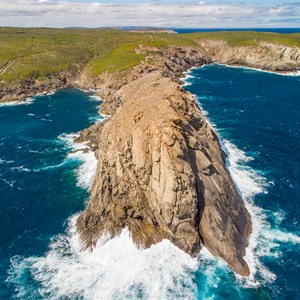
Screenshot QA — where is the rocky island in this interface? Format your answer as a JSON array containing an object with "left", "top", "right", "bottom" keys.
[{"left": 1, "top": 28, "right": 300, "bottom": 276}]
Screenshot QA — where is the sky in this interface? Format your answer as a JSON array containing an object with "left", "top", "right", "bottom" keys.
[{"left": 0, "top": 0, "right": 299, "bottom": 28}]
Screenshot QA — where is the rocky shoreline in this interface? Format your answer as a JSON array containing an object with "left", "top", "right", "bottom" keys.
[
  {"left": 1, "top": 41, "right": 299, "bottom": 104},
  {"left": 1, "top": 42, "right": 299, "bottom": 276},
  {"left": 75, "top": 47, "right": 254, "bottom": 276}
]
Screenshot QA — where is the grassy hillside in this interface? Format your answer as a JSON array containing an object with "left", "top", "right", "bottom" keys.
[
  {"left": 0, "top": 28, "right": 195, "bottom": 85},
  {"left": 187, "top": 31, "right": 300, "bottom": 47},
  {"left": 0, "top": 28, "right": 299, "bottom": 86}
]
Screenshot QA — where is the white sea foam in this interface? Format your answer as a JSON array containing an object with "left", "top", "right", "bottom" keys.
[
  {"left": 41, "top": 118, "right": 53, "bottom": 122},
  {"left": 189, "top": 78, "right": 300, "bottom": 289},
  {"left": 46, "top": 90, "right": 56, "bottom": 96},
  {"left": 58, "top": 133, "right": 98, "bottom": 190},
  {"left": 7, "top": 215, "right": 198, "bottom": 300},
  {"left": 89, "top": 94, "right": 102, "bottom": 102},
  {"left": 68, "top": 147, "right": 98, "bottom": 190},
  {"left": 214, "top": 63, "right": 300, "bottom": 77},
  {"left": 194, "top": 130, "right": 300, "bottom": 289},
  {"left": 11, "top": 166, "right": 31, "bottom": 172},
  {"left": 0, "top": 159, "right": 14, "bottom": 164},
  {"left": 0, "top": 97, "right": 34, "bottom": 107},
  {"left": 197, "top": 111, "right": 273, "bottom": 286},
  {"left": 181, "top": 69, "right": 196, "bottom": 86},
  {"left": 1, "top": 178, "right": 15, "bottom": 187}
]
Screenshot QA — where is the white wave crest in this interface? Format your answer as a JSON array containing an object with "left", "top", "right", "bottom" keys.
[
  {"left": 7, "top": 215, "right": 198, "bottom": 300},
  {"left": 58, "top": 133, "right": 97, "bottom": 190},
  {"left": 0, "top": 97, "right": 34, "bottom": 107},
  {"left": 68, "top": 149, "right": 97, "bottom": 190},
  {"left": 214, "top": 63, "right": 300, "bottom": 77},
  {"left": 223, "top": 140, "right": 267, "bottom": 198},
  {"left": 89, "top": 94, "right": 102, "bottom": 102},
  {"left": 181, "top": 68, "right": 197, "bottom": 86}
]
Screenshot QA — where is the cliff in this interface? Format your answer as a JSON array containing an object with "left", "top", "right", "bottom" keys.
[
  {"left": 1, "top": 38, "right": 300, "bottom": 104},
  {"left": 198, "top": 40, "right": 300, "bottom": 72},
  {"left": 2, "top": 35, "right": 300, "bottom": 276},
  {"left": 0, "top": 72, "right": 76, "bottom": 104},
  {"left": 76, "top": 48, "right": 252, "bottom": 276}
]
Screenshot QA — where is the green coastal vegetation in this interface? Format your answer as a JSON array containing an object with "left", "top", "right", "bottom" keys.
[
  {"left": 188, "top": 31, "right": 300, "bottom": 47},
  {"left": 0, "top": 27, "right": 299, "bottom": 86}
]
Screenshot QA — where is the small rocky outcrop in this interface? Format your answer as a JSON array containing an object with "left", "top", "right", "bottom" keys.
[{"left": 77, "top": 49, "right": 252, "bottom": 276}]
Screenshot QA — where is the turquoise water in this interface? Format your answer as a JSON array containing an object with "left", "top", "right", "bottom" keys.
[{"left": 1, "top": 66, "right": 299, "bottom": 299}]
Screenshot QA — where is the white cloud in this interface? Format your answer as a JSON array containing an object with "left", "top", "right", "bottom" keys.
[{"left": 0, "top": 1, "right": 298, "bottom": 27}]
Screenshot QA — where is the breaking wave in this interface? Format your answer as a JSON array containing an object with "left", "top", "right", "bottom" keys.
[
  {"left": 7, "top": 216, "right": 198, "bottom": 300},
  {"left": 0, "top": 97, "right": 34, "bottom": 107},
  {"left": 59, "top": 133, "right": 98, "bottom": 190}
]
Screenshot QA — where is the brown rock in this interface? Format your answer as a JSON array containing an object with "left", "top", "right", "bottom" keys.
[{"left": 77, "top": 64, "right": 252, "bottom": 276}]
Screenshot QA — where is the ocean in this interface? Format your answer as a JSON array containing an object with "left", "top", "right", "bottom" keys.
[{"left": 0, "top": 65, "right": 299, "bottom": 299}]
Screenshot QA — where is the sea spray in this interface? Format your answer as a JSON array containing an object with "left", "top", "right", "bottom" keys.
[
  {"left": 7, "top": 216, "right": 199, "bottom": 300},
  {"left": 214, "top": 63, "right": 300, "bottom": 77},
  {"left": 0, "top": 97, "right": 35, "bottom": 107},
  {"left": 58, "top": 133, "right": 98, "bottom": 190}
]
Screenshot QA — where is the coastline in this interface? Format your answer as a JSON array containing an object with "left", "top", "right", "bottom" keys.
[
  {"left": 42, "top": 60, "right": 282, "bottom": 282},
  {"left": 4, "top": 63, "right": 300, "bottom": 298},
  {"left": 2, "top": 38, "right": 300, "bottom": 106},
  {"left": 2, "top": 61, "right": 298, "bottom": 107},
  {"left": 1, "top": 43, "right": 300, "bottom": 277},
  {"left": 213, "top": 62, "right": 300, "bottom": 76}
]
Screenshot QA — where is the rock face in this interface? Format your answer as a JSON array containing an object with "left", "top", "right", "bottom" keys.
[
  {"left": 77, "top": 48, "right": 252, "bottom": 276},
  {"left": 198, "top": 40, "right": 300, "bottom": 72},
  {"left": 0, "top": 72, "right": 75, "bottom": 103}
]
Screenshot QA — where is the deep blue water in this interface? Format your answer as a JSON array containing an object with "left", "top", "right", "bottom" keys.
[
  {"left": 0, "top": 67, "right": 299, "bottom": 299},
  {"left": 174, "top": 28, "right": 300, "bottom": 34},
  {"left": 0, "top": 89, "right": 101, "bottom": 299}
]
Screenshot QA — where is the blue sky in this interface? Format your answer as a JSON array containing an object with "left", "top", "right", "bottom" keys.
[{"left": 0, "top": 0, "right": 299, "bottom": 28}]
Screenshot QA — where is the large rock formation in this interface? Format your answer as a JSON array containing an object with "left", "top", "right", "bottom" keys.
[
  {"left": 2, "top": 38, "right": 300, "bottom": 275},
  {"left": 76, "top": 48, "right": 252, "bottom": 276}
]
